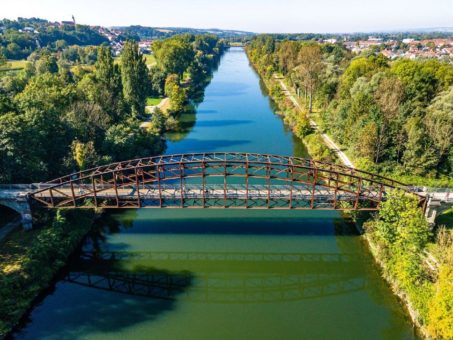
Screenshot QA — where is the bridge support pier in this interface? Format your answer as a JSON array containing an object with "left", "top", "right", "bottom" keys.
[
  {"left": 424, "top": 196, "right": 450, "bottom": 226},
  {"left": 0, "top": 198, "right": 33, "bottom": 230}
]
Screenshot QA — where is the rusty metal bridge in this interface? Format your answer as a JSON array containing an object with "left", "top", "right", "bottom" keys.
[{"left": 28, "top": 152, "right": 421, "bottom": 211}]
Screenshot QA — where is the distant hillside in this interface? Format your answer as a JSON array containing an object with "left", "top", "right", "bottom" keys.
[
  {"left": 111, "top": 25, "right": 254, "bottom": 40},
  {"left": 0, "top": 17, "right": 108, "bottom": 59}
]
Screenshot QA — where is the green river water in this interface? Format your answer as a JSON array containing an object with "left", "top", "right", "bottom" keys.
[{"left": 15, "top": 47, "right": 416, "bottom": 340}]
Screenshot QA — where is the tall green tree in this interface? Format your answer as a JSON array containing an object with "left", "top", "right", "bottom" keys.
[
  {"left": 120, "top": 41, "right": 149, "bottom": 117},
  {"left": 94, "top": 46, "right": 124, "bottom": 122},
  {"left": 295, "top": 44, "right": 324, "bottom": 113}
]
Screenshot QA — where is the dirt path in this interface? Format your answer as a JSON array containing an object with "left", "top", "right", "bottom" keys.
[{"left": 274, "top": 76, "right": 355, "bottom": 168}]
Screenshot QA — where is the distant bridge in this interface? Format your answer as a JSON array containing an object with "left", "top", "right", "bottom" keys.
[{"left": 0, "top": 153, "right": 451, "bottom": 229}]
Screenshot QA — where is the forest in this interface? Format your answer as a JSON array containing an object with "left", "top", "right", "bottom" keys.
[
  {"left": 0, "top": 34, "right": 226, "bottom": 184},
  {"left": 247, "top": 35, "right": 453, "bottom": 185}
]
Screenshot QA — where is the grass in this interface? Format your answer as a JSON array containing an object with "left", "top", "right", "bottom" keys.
[
  {"left": 0, "top": 60, "right": 28, "bottom": 72},
  {"left": 146, "top": 97, "right": 163, "bottom": 106},
  {"left": 144, "top": 54, "right": 156, "bottom": 66},
  {"left": 113, "top": 54, "right": 156, "bottom": 67}
]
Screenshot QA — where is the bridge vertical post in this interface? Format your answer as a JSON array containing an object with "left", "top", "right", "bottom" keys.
[
  {"left": 113, "top": 171, "right": 119, "bottom": 207},
  {"left": 289, "top": 164, "right": 294, "bottom": 209},
  {"left": 223, "top": 161, "right": 227, "bottom": 208},
  {"left": 266, "top": 163, "right": 271, "bottom": 209},
  {"left": 333, "top": 172, "right": 339, "bottom": 209},
  {"left": 376, "top": 183, "right": 384, "bottom": 209},
  {"left": 179, "top": 163, "right": 184, "bottom": 208},
  {"left": 310, "top": 165, "right": 318, "bottom": 209},
  {"left": 157, "top": 165, "right": 162, "bottom": 208},
  {"left": 49, "top": 188, "right": 55, "bottom": 208},
  {"left": 91, "top": 177, "right": 98, "bottom": 207},
  {"left": 134, "top": 167, "right": 141, "bottom": 208},
  {"left": 70, "top": 181, "right": 76, "bottom": 207},
  {"left": 354, "top": 178, "right": 362, "bottom": 210},
  {"left": 245, "top": 159, "right": 249, "bottom": 208},
  {"left": 202, "top": 161, "right": 206, "bottom": 208}
]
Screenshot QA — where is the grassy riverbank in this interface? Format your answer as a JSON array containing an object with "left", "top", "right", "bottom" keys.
[
  {"left": 0, "top": 210, "right": 97, "bottom": 337},
  {"left": 363, "top": 191, "right": 452, "bottom": 339}
]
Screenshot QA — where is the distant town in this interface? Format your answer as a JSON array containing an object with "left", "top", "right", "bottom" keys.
[{"left": 1, "top": 17, "right": 452, "bottom": 61}]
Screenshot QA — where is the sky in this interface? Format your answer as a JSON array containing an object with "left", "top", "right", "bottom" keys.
[{"left": 1, "top": 0, "right": 452, "bottom": 33}]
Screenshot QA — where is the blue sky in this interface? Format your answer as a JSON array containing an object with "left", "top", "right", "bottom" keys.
[{"left": 2, "top": 0, "right": 452, "bottom": 33}]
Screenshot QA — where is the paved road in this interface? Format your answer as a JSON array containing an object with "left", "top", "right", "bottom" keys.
[{"left": 274, "top": 76, "right": 355, "bottom": 168}]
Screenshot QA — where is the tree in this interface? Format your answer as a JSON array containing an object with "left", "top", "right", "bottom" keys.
[
  {"left": 424, "top": 87, "right": 453, "bottom": 171},
  {"left": 35, "top": 54, "right": 58, "bottom": 74},
  {"left": 120, "top": 41, "right": 150, "bottom": 117},
  {"left": 295, "top": 44, "right": 324, "bottom": 113},
  {"left": 71, "top": 140, "right": 99, "bottom": 170},
  {"left": 373, "top": 74, "right": 405, "bottom": 163},
  {"left": 402, "top": 117, "right": 438, "bottom": 175},
  {"left": 94, "top": 46, "right": 124, "bottom": 122},
  {"left": 0, "top": 53, "right": 6, "bottom": 68},
  {"left": 165, "top": 74, "right": 186, "bottom": 113},
  {"left": 153, "top": 37, "right": 194, "bottom": 77}
]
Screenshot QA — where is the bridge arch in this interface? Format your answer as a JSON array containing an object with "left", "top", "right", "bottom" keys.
[
  {"left": 29, "top": 153, "right": 421, "bottom": 211},
  {"left": 0, "top": 198, "right": 32, "bottom": 230}
]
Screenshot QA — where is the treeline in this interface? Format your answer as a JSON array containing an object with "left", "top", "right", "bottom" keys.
[
  {"left": 0, "top": 34, "right": 225, "bottom": 184},
  {"left": 0, "top": 18, "right": 107, "bottom": 60},
  {"left": 248, "top": 31, "right": 453, "bottom": 43},
  {"left": 148, "top": 34, "right": 226, "bottom": 128},
  {"left": 114, "top": 25, "right": 252, "bottom": 40},
  {"left": 247, "top": 35, "right": 453, "bottom": 185}
]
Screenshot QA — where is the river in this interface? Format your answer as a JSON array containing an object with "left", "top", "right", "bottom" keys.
[{"left": 15, "top": 47, "right": 416, "bottom": 339}]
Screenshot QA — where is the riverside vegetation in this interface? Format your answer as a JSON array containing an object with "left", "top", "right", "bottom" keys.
[
  {"left": 247, "top": 35, "right": 452, "bottom": 338},
  {"left": 246, "top": 35, "right": 453, "bottom": 187},
  {"left": 0, "top": 32, "right": 225, "bottom": 337}
]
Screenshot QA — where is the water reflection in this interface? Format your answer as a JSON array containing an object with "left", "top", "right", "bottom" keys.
[{"left": 65, "top": 250, "right": 369, "bottom": 303}]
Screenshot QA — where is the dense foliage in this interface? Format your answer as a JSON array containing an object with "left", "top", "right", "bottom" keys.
[
  {"left": 364, "top": 191, "right": 452, "bottom": 338},
  {"left": 0, "top": 18, "right": 107, "bottom": 60},
  {"left": 151, "top": 34, "right": 226, "bottom": 115},
  {"left": 0, "top": 210, "right": 96, "bottom": 337},
  {"left": 247, "top": 35, "right": 453, "bottom": 185},
  {"left": 0, "top": 43, "right": 164, "bottom": 183},
  {"left": 0, "top": 33, "right": 226, "bottom": 184}
]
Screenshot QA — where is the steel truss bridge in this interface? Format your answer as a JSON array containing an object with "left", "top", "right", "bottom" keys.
[{"left": 29, "top": 152, "right": 422, "bottom": 211}]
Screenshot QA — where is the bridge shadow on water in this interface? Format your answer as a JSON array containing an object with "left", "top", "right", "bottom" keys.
[
  {"left": 104, "top": 209, "right": 361, "bottom": 236},
  {"left": 164, "top": 138, "right": 251, "bottom": 154}
]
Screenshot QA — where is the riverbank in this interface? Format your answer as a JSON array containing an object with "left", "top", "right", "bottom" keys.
[
  {"left": 246, "top": 51, "right": 339, "bottom": 164},
  {"left": 0, "top": 210, "right": 98, "bottom": 337}
]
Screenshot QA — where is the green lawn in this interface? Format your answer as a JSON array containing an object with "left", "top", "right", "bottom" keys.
[
  {"left": 144, "top": 54, "right": 156, "bottom": 66},
  {"left": 146, "top": 97, "right": 162, "bottom": 106},
  {"left": 114, "top": 54, "right": 156, "bottom": 67},
  {"left": 0, "top": 59, "right": 28, "bottom": 72}
]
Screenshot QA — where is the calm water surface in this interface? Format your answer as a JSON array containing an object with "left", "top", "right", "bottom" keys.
[{"left": 16, "top": 48, "right": 415, "bottom": 340}]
